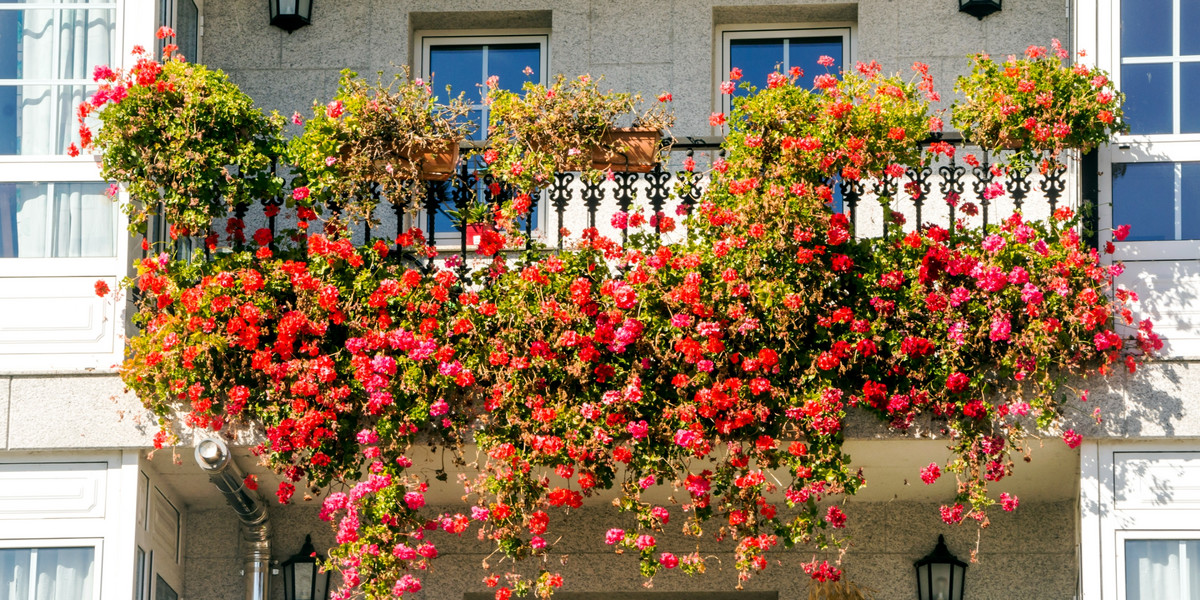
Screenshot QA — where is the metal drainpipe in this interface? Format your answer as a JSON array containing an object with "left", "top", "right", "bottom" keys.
[{"left": 195, "top": 437, "right": 271, "bottom": 600}]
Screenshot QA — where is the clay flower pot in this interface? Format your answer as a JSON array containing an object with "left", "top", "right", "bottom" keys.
[
  {"left": 591, "top": 128, "right": 662, "bottom": 173},
  {"left": 366, "top": 139, "right": 461, "bottom": 182}
]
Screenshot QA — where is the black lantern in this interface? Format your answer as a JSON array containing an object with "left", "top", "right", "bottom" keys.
[
  {"left": 269, "top": 0, "right": 312, "bottom": 33},
  {"left": 914, "top": 535, "right": 967, "bottom": 600},
  {"left": 959, "top": 0, "right": 1001, "bottom": 19},
  {"left": 281, "top": 535, "right": 330, "bottom": 600}
]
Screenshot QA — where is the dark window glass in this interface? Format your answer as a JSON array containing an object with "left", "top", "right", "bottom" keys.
[
  {"left": 1182, "top": 0, "right": 1200, "bottom": 55},
  {"left": 428, "top": 45, "right": 483, "bottom": 103},
  {"left": 1113, "top": 162, "right": 1176, "bottom": 241},
  {"left": 487, "top": 43, "right": 540, "bottom": 93},
  {"left": 1122, "top": 63, "right": 1174, "bottom": 134},
  {"left": 1181, "top": 63, "right": 1200, "bottom": 134},
  {"left": 1121, "top": 0, "right": 1172, "bottom": 57},
  {"left": 1182, "top": 163, "right": 1200, "bottom": 240},
  {"left": 788, "top": 36, "right": 843, "bottom": 89},
  {"left": 729, "top": 38, "right": 784, "bottom": 94}
]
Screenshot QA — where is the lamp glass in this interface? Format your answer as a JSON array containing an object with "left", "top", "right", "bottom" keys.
[{"left": 294, "top": 563, "right": 314, "bottom": 600}]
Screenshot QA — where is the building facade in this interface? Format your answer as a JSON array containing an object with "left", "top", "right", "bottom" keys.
[{"left": 1, "top": 0, "right": 1198, "bottom": 599}]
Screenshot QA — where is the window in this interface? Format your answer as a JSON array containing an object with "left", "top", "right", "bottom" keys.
[
  {"left": 1119, "top": 0, "right": 1199, "bottom": 135},
  {"left": 159, "top": 0, "right": 202, "bottom": 62},
  {"left": 1124, "top": 539, "right": 1200, "bottom": 599},
  {"left": 416, "top": 32, "right": 548, "bottom": 241},
  {"left": 718, "top": 26, "right": 852, "bottom": 111},
  {"left": 0, "top": 0, "right": 115, "bottom": 156},
  {"left": 0, "top": 182, "right": 116, "bottom": 257},
  {"left": 0, "top": 544, "right": 98, "bottom": 600},
  {"left": 1104, "top": 0, "right": 1200, "bottom": 257}
]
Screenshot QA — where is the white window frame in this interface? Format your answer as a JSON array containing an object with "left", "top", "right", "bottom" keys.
[
  {"left": 1115, "top": 531, "right": 1200, "bottom": 600},
  {"left": 1095, "top": 0, "right": 1200, "bottom": 261},
  {"left": 158, "top": 0, "right": 204, "bottom": 64},
  {"left": 1080, "top": 442, "right": 1200, "bottom": 600},
  {"left": 415, "top": 30, "right": 550, "bottom": 132},
  {"left": 715, "top": 23, "right": 855, "bottom": 116},
  {"left": 414, "top": 30, "right": 551, "bottom": 244},
  {"left": 0, "top": 1, "right": 119, "bottom": 159},
  {"left": 0, "top": 538, "right": 104, "bottom": 600}
]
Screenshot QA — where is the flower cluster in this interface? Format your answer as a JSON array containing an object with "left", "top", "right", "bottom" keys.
[
  {"left": 485, "top": 74, "right": 676, "bottom": 192},
  {"left": 952, "top": 40, "right": 1125, "bottom": 161},
  {"left": 100, "top": 42, "right": 1156, "bottom": 600},
  {"left": 288, "top": 68, "right": 473, "bottom": 220},
  {"left": 78, "top": 28, "right": 283, "bottom": 233}
]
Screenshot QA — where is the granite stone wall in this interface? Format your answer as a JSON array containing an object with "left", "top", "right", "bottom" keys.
[
  {"left": 183, "top": 500, "right": 1078, "bottom": 600},
  {"left": 197, "top": 0, "right": 1070, "bottom": 138}
]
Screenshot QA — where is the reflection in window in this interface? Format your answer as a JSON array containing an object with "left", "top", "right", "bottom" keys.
[
  {"left": 0, "top": 546, "right": 96, "bottom": 600},
  {"left": 1125, "top": 539, "right": 1200, "bottom": 599},
  {"left": 0, "top": 2, "right": 115, "bottom": 154},
  {"left": 0, "top": 182, "right": 115, "bottom": 257}
]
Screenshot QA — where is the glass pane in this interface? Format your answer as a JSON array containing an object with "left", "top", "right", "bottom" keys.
[
  {"left": 1125, "top": 539, "right": 1200, "bottom": 600},
  {"left": 35, "top": 547, "right": 95, "bottom": 599},
  {"left": 1184, "top": 0, "right": 1200, "bottom": 55},
  {"left": 0, "top": 548, "right": 32, "bottom": 599},
  {"left": 154, "top": 574, "right": 178, "bottom": 600},
  {"left": 0, "top": 84, "right": 94, "bottom": 154},
  {"left": 1121, "top": 0, "right": 1172, "bottom": 57},
  {"left": 1122, "top": 63, "right": 1174, "bottom": 135},
  {"left": 486, "top": 43, "right": 540, "bottom": 94},
  {"left": 1183, "top": 163, "right": 1200, "bottom": 240},
  {"left": 176, "top": 0, "right": 198, "bottom": 62},
  {"left": 428, "top": 44, "right": 483, "bottom": 103},
  {"left": 0, "top": 182, "right": 115, "bottom": 257},
  {"left": 1182, "top": 63, "right": 1200, "bottom": 134},
  {"left": 0, "top": 8, "right": 114, "bottom": 80},
  {"left": 788, "top": 36, "right": 843, "bottom": 89},
  {"left": 729, "top": 38, "right": 784, "bottom": 95},
  {"left": 1113, "top": 162, "right": 1176, "bottom": 241}
]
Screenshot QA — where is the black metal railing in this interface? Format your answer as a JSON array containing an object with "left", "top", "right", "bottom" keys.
[{"left": 147, "top": 136, "right": 1093, "bottom": 278}]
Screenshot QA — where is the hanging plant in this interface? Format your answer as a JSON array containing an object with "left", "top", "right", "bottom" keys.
[
  {"left": 92, "top": 35, "right": 1162, "bottom": 600},
  {"left": 77, "top": 28, "right": 284, "bottom": 235},
  {"left": 287, "top": 68, "right": 474, "bottom": 221},
  {"left": 485, "top": 74, "right": 676, "bottom": 192},
  {"left": 952, "top": 39, "right": 1125, "bottom": 162}
]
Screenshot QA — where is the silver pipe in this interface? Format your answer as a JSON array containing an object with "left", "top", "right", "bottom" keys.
[{"left": 196, "top": 437, "right": 271, "bottom": 600}]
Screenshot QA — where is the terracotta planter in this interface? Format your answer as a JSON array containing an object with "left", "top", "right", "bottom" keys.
[
  {"left": 365, "top": 139, "right": 461, "bottom": 182},
  {"left": 996, "top": 131, "right": 1024, "bottom": 150},
  {"left": 591, "top": 128, "right": 662, "bottom": 173}
]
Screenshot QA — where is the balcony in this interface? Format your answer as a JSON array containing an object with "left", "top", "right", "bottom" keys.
[{"left": 149, "top": 135, "right": 1091, "bottom": 275}]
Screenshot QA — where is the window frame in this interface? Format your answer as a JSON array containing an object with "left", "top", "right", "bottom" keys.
[
  {"left": 0, "top": 0, "right": 120, "bottom": 159},
  {"left": 1116, "top": 530, "right": 1200, "bottom": 599},
  {"left": 0, "top": 538, "right": 104, "bottom": 600},
  {"left": 158, "top": 0, "right": 204, "bottom": 64},
  {"left": 715, "top": 23, "right": 855, "bottom": 115},
  {"left": 1100, "top": 0, "right": 1200, "bottom": 259},
  {"left": 413, "top": 29, "right": 551, "bottom": 244}
]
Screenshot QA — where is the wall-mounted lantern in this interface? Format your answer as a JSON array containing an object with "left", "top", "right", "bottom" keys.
[
  {"left": 914, "top": 535, "right": 967, "bottom": 600},
  {"left": 959, "top": 0, "right": 1001, "bottom": 19},
  {"left": 269, "top": 0, "right": 312, "bottom": 33},
  {"left": 281, "top": 535, "right": 330, "bottom": 600}
]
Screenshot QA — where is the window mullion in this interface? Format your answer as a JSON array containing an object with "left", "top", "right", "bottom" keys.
[
  {"left": 1179, "top": 540, "right": 1191, "bottom": 599},
  {"left": 27, "top": 548, "right": 39, "bottom": 600},
  {"left": 46, "top": 181, "right": 57, "bottom": 256}
]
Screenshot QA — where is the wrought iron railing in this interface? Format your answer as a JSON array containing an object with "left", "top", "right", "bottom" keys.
[{"left": 146, "top": 135, "right": 1095, "bottom": 276}]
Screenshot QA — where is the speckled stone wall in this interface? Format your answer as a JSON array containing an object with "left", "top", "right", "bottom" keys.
[
  {"left": 197, "top": 0, "right": 1070, "bottom": 138},
  {"left": 183, "top": 500, "right": 1078, "bottom": 600}
]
